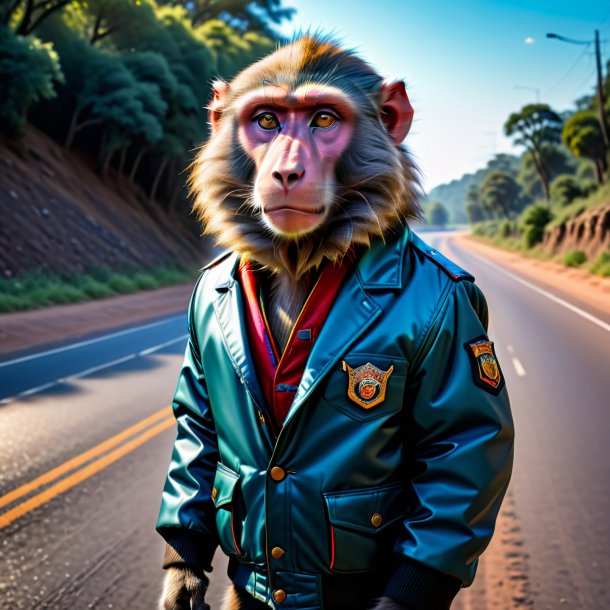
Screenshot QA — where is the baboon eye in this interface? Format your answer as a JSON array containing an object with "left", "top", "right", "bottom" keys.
[
  {"left": 256, "top": 113, "right": 279, "bottom": 130},
  {"left": 311, "top": 112, "right": 338, "bottom": 129}
]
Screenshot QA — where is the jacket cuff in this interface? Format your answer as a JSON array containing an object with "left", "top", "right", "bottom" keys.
[
  {"left": 158, "top": 527, "right": 217, "bottom": 572},
  {"left": 384, "top": 558, "right": 462, "bottom": 610}
]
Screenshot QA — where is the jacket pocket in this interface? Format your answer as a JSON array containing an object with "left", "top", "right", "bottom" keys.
[
  {"left": 323, "top": 353, "right": 408, "bottom": 422},
  {"left": 212, "top": 462, "right": 243, "bottom": 557},
  {"left": 323, "top": 481, "right": 408, "bottom": 573}
]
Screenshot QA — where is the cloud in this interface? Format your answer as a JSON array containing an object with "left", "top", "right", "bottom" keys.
[{"left": 524, "top": 37, "right": 535, "bottom": 45}]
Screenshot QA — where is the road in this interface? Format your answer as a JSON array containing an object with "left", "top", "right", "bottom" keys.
[{"left": 0, "top": 231, "right": 608, "bottom": 609}]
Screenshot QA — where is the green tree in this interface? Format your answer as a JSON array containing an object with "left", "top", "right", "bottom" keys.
[
  {"left": 427, "top": 202, "right": 449, "bottom": 226},
  {"left": 157, "top": 0, "right": 294, "bottom": 33},
  {"left": 480, "top": 170, "right": 520, "bottom": 219},
  {"left": 549, "top": 175, "right": 584, "bottom": 208},
  {"left": 4, "top": 0, "right": 73, "bottom": 35},
  {"left": 516, "top": 145, "right": 576, "bottom": 202},
  {"left": 465, "top": 184, "right": 486, "bottom": 223},
  {"left": 504, "top": 103, "right": 563, "bottom": 200},
  {"left": 562, "top": 110, "right": 607, "bottom": 184},
  {"left": 0, "top": 24, "right": 64, "bottom": 138}
]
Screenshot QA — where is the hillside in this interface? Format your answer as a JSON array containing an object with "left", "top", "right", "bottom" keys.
[
  {"left": 0, "top": 125, "right": 211, "bottom": 280},
  {"left": 424, "top": 155, "right": 521, "bottom": 223}
]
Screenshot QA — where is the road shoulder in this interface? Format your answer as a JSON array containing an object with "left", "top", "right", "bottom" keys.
[
  {"left": 0, "top": 283, "right": 194, "bottom": 358},
  {"left": 455, "top": 234, "right": 610, "bottom": 317}
]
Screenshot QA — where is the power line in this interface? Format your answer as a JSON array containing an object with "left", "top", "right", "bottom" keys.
[{"left": 545, "top": 43, "right": 592, "bottom": 94}]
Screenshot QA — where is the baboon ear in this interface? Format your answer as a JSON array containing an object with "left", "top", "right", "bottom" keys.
[
  {"left": 208, "top": 80, "right": 229, "bottom": 132},
  {"left": 380, "top": 80, "right": 414, "bottom": 145}
]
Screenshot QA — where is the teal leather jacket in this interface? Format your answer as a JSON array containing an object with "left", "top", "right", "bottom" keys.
[{"left": 156, "top": 227, "right": 514, "bottom": 608}]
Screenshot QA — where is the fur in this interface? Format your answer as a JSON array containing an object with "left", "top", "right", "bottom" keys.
[
  {"left": 187, "top": 33, "right": 422, "bottom": 282},
  {"left": 160, "top": 566, "right": 210, "bottom": 610}
]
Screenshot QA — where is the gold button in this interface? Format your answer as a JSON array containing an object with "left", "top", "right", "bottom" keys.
[
  {"left": 271, "top": 546, "right": 285, "bottom": 559},
  {"left": 270, "top": 466, "right": 286, "bottom": 481},
  {"left": 211, "top": 487, "right": 217, "bottom": 500},
  {"left": 272, "top": 589, "right": 287, "bottom": 603},
  {"left": 371, "top": 512, "right": 383, "bottom": 528}
]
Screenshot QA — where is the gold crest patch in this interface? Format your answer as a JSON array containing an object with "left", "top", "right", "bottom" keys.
[
  {"left": 468, "top": 339, "right": 502, "bottom": 392},
  {"left": 342, "top": 361, "right": 394, "bottom": 409}
]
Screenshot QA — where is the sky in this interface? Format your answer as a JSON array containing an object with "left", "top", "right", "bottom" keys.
[{"left": 279, "top": 0, "right": 610, "bottom": 193}]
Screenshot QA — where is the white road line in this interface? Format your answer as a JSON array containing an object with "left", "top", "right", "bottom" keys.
[
  {"left": 58, "top": 354, "right": 137, "bottom": 383},
  {"left": 139, "top": 334, "right": 188, "bottom": 356},
  {"left": 461, "top": 250, "right": 610, "bottom": 333},
  {"left": 0, "top": 335, "right": 188, "bottom": 405},
  {"left": 0, "top": 314, "right": 184, "bottom": 369},
  {"left": 512, "top": 357, "right": 527, "bottom": 377}
]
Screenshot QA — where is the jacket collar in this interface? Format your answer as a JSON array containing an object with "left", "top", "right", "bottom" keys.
[{"left": 211, "top": 225, "right": 410, "bottom": 429}]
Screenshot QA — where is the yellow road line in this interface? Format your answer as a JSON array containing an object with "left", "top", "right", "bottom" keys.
[
  {"left": 0, "top": 406, "right": 172, "bottom": 510},
  {"left": 0, "top": 416, "right": 175, "bottom": 529}
]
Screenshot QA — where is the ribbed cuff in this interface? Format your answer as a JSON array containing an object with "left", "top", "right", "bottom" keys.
[
  {"left": 383, "top": 558, "right": 462, "bottom": 610},
  {"left": 158, "top": 527, "right": 217, "bottom": 572}
]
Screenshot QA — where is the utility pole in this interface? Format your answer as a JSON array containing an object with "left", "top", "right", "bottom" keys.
[
  {"left": 594, "top": 29, "right": 609, "bottom": 147},
  {"left": 548, "top": 30, "right": 609, "bottom": 147}
]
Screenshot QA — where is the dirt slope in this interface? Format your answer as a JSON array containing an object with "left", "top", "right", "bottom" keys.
[{"left": 0, "top": 125, "right": 210, "bottom": 279}]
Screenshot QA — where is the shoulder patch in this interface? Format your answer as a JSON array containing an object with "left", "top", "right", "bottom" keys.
[
  {"left": 409, "top": 232, "right": 474, "bottom": 282},
  {"left": 465, "top": 338, "right": 505, "bottom": 395},
  {"left": 202, "top": 250, "right": 232, "bottom": 271}
]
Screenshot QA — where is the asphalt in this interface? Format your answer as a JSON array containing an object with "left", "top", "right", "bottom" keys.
[{"left": 0, "top": 230, "right": 608, "bottom": 610}]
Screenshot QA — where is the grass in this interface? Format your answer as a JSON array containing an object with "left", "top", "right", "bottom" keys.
[
  {"left": 563, "top": 250, "right": 587, "bottom": 268},
  {"left": 590, "top": 251, "right": 610, "bottom": 277},
  {"left": 0, "top": 265, "right": 197, "bottom": 313}
]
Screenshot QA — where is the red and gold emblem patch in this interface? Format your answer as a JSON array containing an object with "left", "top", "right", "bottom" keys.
[
  {"left": 342, "top": 361, "right": 394, "bottom": 409},
  {"left": 467, "top": 339, "right": 503, "bottom": 392}
]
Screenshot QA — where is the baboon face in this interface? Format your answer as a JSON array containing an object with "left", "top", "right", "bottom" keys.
[{"left": 189, "top": 35, "right": 421, "bottom": 278}]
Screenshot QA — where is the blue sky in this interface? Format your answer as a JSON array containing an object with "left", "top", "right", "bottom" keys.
[{"left": 280, "top": 0, "right": 610, "bottom": 192}]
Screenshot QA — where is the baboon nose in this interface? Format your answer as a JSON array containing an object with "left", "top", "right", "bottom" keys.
[{"left": 272, "top": 165, "right": 305, "bottom": 192}]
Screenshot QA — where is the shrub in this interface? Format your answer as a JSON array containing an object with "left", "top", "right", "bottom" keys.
[
  {"left": 519, "top": 203, "right": 553, "bottom": 248},
  {"left": 563, "top": 250, "right": 587, "bottom": 268},
  {"left": 132, "top": 272, "right": 160, "bottom": 290},
  {"left": 75, "top": 276, "right": 115, "bottom": 299},
  {"left": 590, "top": 251, "right": 610, "bottom": 277},
  {"left": 106, "top": 273, "right": 137, "bottom": 294},
  {"left": 550, "top": 175, "right": 583, "bottom": 208}
]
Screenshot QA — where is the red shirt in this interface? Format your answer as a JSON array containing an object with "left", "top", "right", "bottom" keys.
[{"left": 239, "top": 253, "right": 355, "bottom": 431}]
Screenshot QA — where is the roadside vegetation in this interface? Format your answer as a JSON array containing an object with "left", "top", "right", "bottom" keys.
[
  {"left": 0, "top": 0, "right": 294, "bottom": 310},
  {"left": 0, "top": 264, "right": 197, "bottom": 313},
  {"left": 465, "top": 95, "right": 610, "bottom": 276}
]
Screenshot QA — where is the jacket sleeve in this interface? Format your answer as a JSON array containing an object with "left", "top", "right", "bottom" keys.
[
  {"left": 384, "top": 280, "right": 514, "bottom": 608},
  {"left": 156, "top": 275, "right": 220, "bottom": 572}
]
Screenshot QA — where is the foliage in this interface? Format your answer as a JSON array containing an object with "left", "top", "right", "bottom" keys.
[
  {"left": 547, "top": 182, "right": 610, "bottom": 229},
  {"left": 590, "top": 251, "right": 610, "bottom": 277},
  {"left": 0, "top": 24, "right": 64, "bottom": 137},
  {"left": 480, "top": 170, "right": 520, "bottom": 219},
  {"left": 465, "top": 185, "right": 486, "bottom": 223},
  {"left": 562, "top": 111, "right": 607, "bottom": 184},
  {"left": 156, "top": 0, "right": 295, "bottom": 33},
  {"left": 0, "top": 265, "right": 196, "bottom": 312},
  {"left": 516, "top": 146, "right": 576, "bottom": 202},
  {"left": 549, "top": 174, "right": 584, "bottom": 208},
  {"left": 504, "top": 103, "right": 563, "bottom": 199},
  {"left": 563, "top": 250, "right": 587, "bottom": 268},
  {"left": 518, "top": 202, "right": 553, "bottom": 248},
  {"left": 426, "top": 202, "right": 449, "bottom": 226}
]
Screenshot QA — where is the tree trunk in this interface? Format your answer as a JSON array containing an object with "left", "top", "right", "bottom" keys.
[
  {"left": 595, "top": 159, "right": 604, "bottom": 185},
  {"left": 129, "top": 146, "right": 148, "bottom": 183},
  {"left": 149, "top": 156, "right": 169, "bottom": 203},
  {"left": 118, "top": 142, "right": 129, "bottom": 175},
  {"left": 16, "top": 0, "right": 34, "bottom": 35}
]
